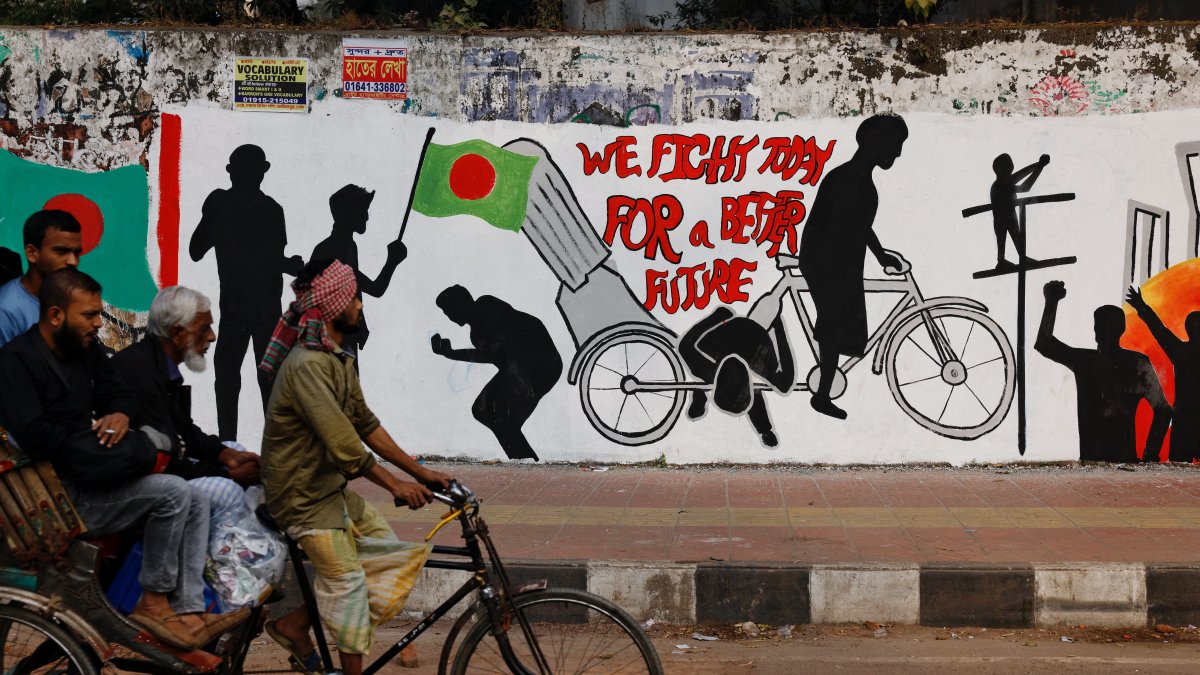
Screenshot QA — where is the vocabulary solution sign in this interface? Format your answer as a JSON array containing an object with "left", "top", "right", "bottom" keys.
[{"left": 234, "top": 56, "right": 308, "bottom": 112}]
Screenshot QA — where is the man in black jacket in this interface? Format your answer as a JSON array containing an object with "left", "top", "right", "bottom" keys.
[
  {"left": 0, "top": 269, "right": 245, "bottom": 650},
  {"left": 112, "top": 285, "right": 261, "bottom": 525}
]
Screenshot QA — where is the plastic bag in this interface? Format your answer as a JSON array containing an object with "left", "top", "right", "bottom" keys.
[{"left": 204, "top": 486, "right": 288, "bottom": 610}]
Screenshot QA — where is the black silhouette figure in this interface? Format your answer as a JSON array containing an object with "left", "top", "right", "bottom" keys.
[
  {"left": 1126, "top": 286, "right": 1200, "bottom": 463},
  {"left": 678, "top": 305, "right": 795, "bottom": 448},
  {"left": 189, "top": 144, "right": 303, "bottom": 439},
  {"left": 1036, "top": 280, "right": 1171, "bottom": 463},
  {"left": 0, "top": 247, "right": 20, "bottom": 285},
  {"left": 431, "top": 286, "right": 563, "bottom": 461},
  {"left": 799, "top": 113, "right": 907, "bottom": 421},
  {"left": 990, "top": 153, "right": 1050, "bottom": 270},
  {"left": 309, "top": 184, "right": 408, "bottom": 359}
]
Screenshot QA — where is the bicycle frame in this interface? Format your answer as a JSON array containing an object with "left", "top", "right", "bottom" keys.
[
  {"left": 775, "top": 268, "right": 924, "bottom": 387},
  {"left": 283, "top": 493, "right": 546, "bottom": 675},
  {"left": 627, "top": 267, "right": 926, "bottom": 395}
]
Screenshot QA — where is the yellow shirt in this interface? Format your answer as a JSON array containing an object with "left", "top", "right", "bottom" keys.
[{"left": 261, "top": 345, "right": 380, "bottom": 530}]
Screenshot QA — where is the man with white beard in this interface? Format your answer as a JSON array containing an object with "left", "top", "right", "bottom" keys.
[{"left": 113, "top": 286, "right": 260, "bottom": 525}]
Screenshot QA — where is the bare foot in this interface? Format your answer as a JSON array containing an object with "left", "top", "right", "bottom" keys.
[{"left": 272, "top": 615, "right": 316, "bottom": 658}]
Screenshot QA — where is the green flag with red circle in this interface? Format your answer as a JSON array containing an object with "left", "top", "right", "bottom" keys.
[
  {"left": 0, "top": 150, "right": 157, "bottom": 311},
  {"left": 412, "top": 140, "right": 538, "bottom": 233}
]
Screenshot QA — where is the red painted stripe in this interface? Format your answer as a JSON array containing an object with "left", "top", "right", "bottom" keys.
[{"left": 156, "top": 113, "right": 182, "bottom": 287}]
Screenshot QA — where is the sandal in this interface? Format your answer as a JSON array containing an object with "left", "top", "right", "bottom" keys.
[
  {"left": 129, "top": 608, "right": 201, "bottom": 650},
  {"left": 265, "top": 619, "right": 322, "bottom": 674}
]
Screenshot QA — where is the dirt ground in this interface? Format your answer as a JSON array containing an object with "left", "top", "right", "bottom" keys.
[{"left": 238, "top": 620, "right": 1200, "bottom": 674}]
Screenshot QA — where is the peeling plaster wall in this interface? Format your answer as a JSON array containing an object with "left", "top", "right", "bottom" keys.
[
  {"left": 0, "top": 25, "right": 1197, "bottom": 163},
  {"left": 3, "top": 26, "right": 1200, "bottom": 465}
]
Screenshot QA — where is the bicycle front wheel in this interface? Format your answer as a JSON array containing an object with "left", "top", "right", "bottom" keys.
[
  {"left": 0, "top": 604, "right": 99, "bottom": 674},
  {"left": 885, "top": 307, "right": 1015, "bottom": 440},
  {"left": 450, "top": 588, "right": 663, "bottom": 675}
]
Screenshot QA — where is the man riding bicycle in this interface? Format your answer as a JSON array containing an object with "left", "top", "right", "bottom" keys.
[{"left": 258, "top": 258, "right": 451, "bottom": 675}]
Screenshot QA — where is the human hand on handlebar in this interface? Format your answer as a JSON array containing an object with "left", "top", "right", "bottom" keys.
[
  {"left": 417, "top": 466, "right": 453, "bottom": 490},
  {"left": 877, "top": 250, "right": 905, "bottom": 275},
  {"left": 392, "top": 482, "right": 435, "bottom": 510}
]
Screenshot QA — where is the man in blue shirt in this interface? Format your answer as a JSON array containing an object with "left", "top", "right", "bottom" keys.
[{"left": 0, "top": 210, "right": 83, "bottom": 347}]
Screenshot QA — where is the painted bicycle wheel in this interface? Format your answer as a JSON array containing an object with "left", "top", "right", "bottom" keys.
[
  {"left": 885, "top": 307, "right": 1015, "bottom": 440},
  {"left": 578, "top": 331, "right": 686, "bottom": 446}
]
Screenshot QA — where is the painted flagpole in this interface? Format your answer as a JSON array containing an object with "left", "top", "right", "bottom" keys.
[{"left": 395, "top": 126, "right": 437, "bottom": 243}]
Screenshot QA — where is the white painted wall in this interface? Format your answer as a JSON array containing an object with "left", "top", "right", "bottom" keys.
[
  {"left": 169, "top": 104, "right": 1200, "bottom": 464},
  {"left": 3, "top": 26, "right": 1200, "bottom": 464}
]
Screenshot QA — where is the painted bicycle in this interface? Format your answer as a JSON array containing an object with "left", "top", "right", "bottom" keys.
[{"left": 568, "top": 251, "right": 1016, "bottom": 445}]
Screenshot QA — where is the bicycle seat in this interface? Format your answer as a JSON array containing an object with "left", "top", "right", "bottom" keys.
[
  {"left": 254, "top": 504, "right": 283, "bottom": 535},
  {"left": 775, "top": 254, "right": 800, "bottom": 270}
]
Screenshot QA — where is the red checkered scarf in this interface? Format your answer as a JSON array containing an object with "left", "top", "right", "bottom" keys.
[{"left": 258, "top": 261, "right": 358, "bottom": 378}]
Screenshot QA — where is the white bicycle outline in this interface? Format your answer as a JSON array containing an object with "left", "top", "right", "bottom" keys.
[{"left": 566, "top": 251, "right": 1016, "bottom": 446}]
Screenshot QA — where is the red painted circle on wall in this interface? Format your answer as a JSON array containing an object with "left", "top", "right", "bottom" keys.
[
  {"left": 43, "top": 193, "right": 103, "bottom": 254},
  {"left": 448, "top": 154, "right": 497, "bottom": 201}
]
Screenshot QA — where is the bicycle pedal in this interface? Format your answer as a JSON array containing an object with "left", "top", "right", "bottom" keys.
[{"left": 287, "top": 654, "right": 323, "bottom": 675}]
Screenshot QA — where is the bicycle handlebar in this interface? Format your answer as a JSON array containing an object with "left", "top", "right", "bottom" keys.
[{"left": 394, "top": 479, "right": 476, "bottom": 509}]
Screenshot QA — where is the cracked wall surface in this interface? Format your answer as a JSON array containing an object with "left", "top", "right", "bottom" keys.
[{"left": 0, "top": 25, "right": 1198, "bottom": 168}]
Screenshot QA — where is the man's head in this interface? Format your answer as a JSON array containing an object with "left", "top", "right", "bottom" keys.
[
  {"left": 148, "top": 286, "right": 216, "bottom": 372},
  {"left": 993, "top": 153, "right": 1014, "bottom": 177},
  {"left": 330, "top": 184, "right": 376, "bottom": 234},
  {"left": 226, "top": 144, "right": 270, "bottom": 191},
  {"left": 23, "top": 210, "right": 83, "bottom": 285},
  {"left": 1093, "top": 305, "right": 1127, "bottom": 350},
  {"left": 712, "top": 356, "right": 753, "bottom": 416},
  {"left": 855, "top": 113, "right": 908, "bottom": 170},
  {"left": 295, "top": 257, "right": 362, "bottom": 336},
  {"left": 39, "top": 268, "right": 102, "bottom": 357},
  {"left": 436, "top": 285, "right": 474, "bottom": 326}
]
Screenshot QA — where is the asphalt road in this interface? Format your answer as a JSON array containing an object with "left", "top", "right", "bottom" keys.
[{"left": 241, "top": 621, "right": 1200, "bottom": 674}]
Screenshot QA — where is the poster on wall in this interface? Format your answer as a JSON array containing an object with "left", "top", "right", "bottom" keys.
[
  {"left": 341, "top": 39, "right": 409, "bottom": 100},
  {"left": 233, "top": 57, "right": 308, "bottom": 112}
]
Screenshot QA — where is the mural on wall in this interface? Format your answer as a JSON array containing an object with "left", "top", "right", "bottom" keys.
[
  {"left": 1036, "top": 280, "right": 1171, "bottom": 463},
  {"left": 189, "top": 144, "right": 304, "bottom": 439},
  {"left": 798, "top": 114, "right": 908, "bottom": 422},
  {"left": 431, "top": 285, "right": 563, "bottom": 461},
  {"left": 309, "top": 183, "right": 408, "bottom": 362},
  {"left": 0, "top": 149, "right": 156, "bottom": 347},
  {"left": 10, "top": 27, "right": 1200, "bottom": 464}
]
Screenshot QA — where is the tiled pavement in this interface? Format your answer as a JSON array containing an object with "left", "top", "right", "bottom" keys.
[{"left": 357, "top": 463, "right": 1200, "bottom": 564}]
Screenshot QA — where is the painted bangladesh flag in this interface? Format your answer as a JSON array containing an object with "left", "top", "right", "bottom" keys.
[
  {"left": 0, "top": 150, "right": 157, "bottom": 311},
  {"left": 412, "top": 140, "right": 539, "bottom": 233}
]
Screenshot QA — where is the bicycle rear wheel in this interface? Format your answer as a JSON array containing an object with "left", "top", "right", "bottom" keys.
[
  {"left": 885, "top": 307, "right": 1015, "bottom": 439},
  {"left": 0, "top": 604, "right": 99, "bottom": 674},
  {"left": 450, "top": 588, "right": 662, "bottom": 675},
  {"left": 578, "top": 332, "right": 686, "bottom": 446}
]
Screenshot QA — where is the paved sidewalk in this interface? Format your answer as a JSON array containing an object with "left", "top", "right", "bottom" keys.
[
  {"left": 364, "top": 463, "right": 1200, "bottom": 564},
  {"left": 335, "top": 463, "right": 1200, "bottom": 628}
]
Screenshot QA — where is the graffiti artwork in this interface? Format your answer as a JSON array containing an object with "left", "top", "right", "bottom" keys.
[
  {"left": 189, "top": 144, "right": 303, "bottom": 439},
  {"left": 9, "top": 24, "right": 1200, "bottom": 465}
]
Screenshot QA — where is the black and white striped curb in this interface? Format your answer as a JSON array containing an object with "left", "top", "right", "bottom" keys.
[{"left": 390, "top": 561, "right": 1200, "bottom": 629}]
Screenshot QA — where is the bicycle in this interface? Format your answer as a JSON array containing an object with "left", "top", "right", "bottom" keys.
[
  {"left": 570, "top": 250, "right": 1015, "bottom": 444},
  {"left": 0, "top": 479, "right": 663, "bottom": 674}
]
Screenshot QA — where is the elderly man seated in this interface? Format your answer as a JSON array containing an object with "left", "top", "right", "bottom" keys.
[
  {"left": 0, "top": 269, "right": 247, "bottom": 650},
  {"left": 112, "top": 286, "right": 260, "bottom": 526}
]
